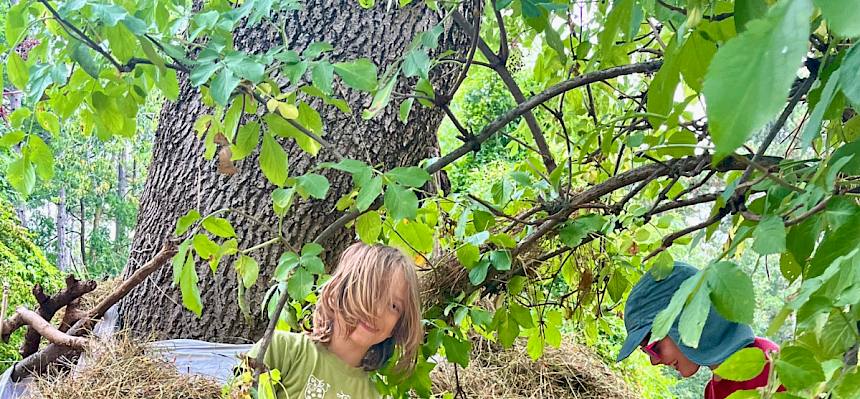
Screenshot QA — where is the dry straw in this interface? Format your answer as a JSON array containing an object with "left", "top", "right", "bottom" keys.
[
  {"left": 430, "top": 337, "right": 637, "bottom": 399},
  {"left": 22, "top": 332, "right": 222, "bottom": 399}
]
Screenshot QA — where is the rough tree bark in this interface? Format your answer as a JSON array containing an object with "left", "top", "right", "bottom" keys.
[
  {"left": 56, "top": 187, "right": 70, "bottom": 272},
  {"left": 115, "top": 145, "right": 128, "bottom": 244},
  {"left": 119, "top": 0, "right": 471, "bottom": 343}
]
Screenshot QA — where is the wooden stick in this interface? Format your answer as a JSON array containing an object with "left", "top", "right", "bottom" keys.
[
  {"left": 10, "top": 241, "right": 177, "bottom": 381},
  {"left": 14, "top": 307, "right": 88, "bottom": 349}
]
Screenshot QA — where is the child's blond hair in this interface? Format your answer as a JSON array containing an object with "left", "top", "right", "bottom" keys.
[{"left": 309, "top": 242, "right": 423, "bottom": 373}]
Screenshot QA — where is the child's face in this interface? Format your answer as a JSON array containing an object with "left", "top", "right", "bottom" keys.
[
  {"left": 348, "top": 268, "right": 408, "bottom": 348},
  {"left": 642, "top": 336, "right": 700, "bottom": 377}
]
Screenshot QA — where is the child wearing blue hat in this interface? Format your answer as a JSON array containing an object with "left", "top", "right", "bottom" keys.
[{"left": 616, "top": 262, "right": 784, "bottom": 399}]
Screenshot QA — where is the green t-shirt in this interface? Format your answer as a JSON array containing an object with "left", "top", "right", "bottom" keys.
[{"left": 247, "top": 331, "right": 382, "bottom": 399}]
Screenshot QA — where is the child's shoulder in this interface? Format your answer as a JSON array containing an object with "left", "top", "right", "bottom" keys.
[{"left": 272, "top": 330, "right": 313, "bottom": 346}]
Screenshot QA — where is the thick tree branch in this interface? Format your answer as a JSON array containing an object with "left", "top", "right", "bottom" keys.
[{"left": 13, "top": 307, "right": 88, "bottom": 350}]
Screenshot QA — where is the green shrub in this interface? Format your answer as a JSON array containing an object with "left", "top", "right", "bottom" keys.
[{"left": 0, "top": 196, "right": 61, "bottom": 372}]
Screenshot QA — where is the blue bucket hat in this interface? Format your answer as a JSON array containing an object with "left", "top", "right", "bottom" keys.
[{"left": 616, "top": 262, "right": 754, "bottom": 366}]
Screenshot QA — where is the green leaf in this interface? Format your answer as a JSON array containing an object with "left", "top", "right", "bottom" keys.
[
  {"left": 651, "top": 273, "right": 699, "bottom": 341},
  {"left": 175, "top": 209, "right": 201, "bottom": 236},
  {"left": 526, "top": 333, "right": 544, "bottom": 360},
  {"left": 820, "top": 310, "right": 858, "bottom": 358},
  {"left": 0, "top": 131, "right": 26, "bottom": 148},
  {"left": 355, "top": 211, "right": 382, "bottom": 243},
  {"left": 356, "top": 176, "right": 383, "bottom": 211},
  {"left": 713, "top": 347, "right": 767, "bottom": 381},
  {"left": 333, "top": 59, "right": 378, "bottom": 92},
  {"left": 678, "top": 281, "right": 711, "bottom": 348},
  {"left": 456, "top": 244, "right": 480, "bottom": 268},
  {"left": 202, "top": 217, "right": 237, "bottom": 238},
  {"left": 301, "top": 243, "right": 324, "bottom": 257},
  {"left": 509, "top": 302, "right": 534, "bottom": 328},
  {"left": 703, "top": 0, "right": 813, "bottom": 161},
  {"left": 7, "top": 156, "right": 36, "bottom": 196},
  {"left": 774, "top": 346, "right": 825, "bottom": 391},
  {"left": 399, "top": 98, "right": 414, "bottom": 123},
  {"left": 752, "top": 215, "right": 786, "bottom": 255},
  {"left": 441, "top": 335, "right": 471, "bottom": 368},
  {"left": 650, "top": 251, "right": 675, "bottom": 280},
  {"left": 192, "top": 233, "right": 219, "bottom": 260},
  {"left": 468, "top": 259, "right": 490, "bottom": 285},
  {"left": 678, "top": 30, "right": 717, "bottom": 92},
  {"left": 648, "top": 38, "right": 682, "bottom": 126},
  {"left": 272, "top": 187, "right": 295, "bottom": 217},
  {"left": 490, "top": 250, "right": 511, "bottom": 271},
  {"left": 5, "top": 2, "right": 27, "bottom": 46},
  {"left": 384, "top": 183, "right": 418, "bottom": 220},
  {"left": 801, "top": 68, "right": 841, "bottom": 147},
  {"left": 180, "top": 256, "right": 203, "bottom": 317},
  {"left": 172, "top": 240, "right": 191, "bottom": 285},
  {"left": 274, "top": 251, "right": 300, "bottom": 281},
  {"left": 90, "top": 3, "right": 127, "bottom": 26},
  {"left": 723, "top": 390, "right": 761, "bottom": 399},
  {"left": 157, "top": 69, "right": 180, "bottom": 101},
  {"left": 231, "top": 122, "right": 261, "bottom": 161},
  {"left": 36, "top": 111, "right": 60, "bottom": 136},
  {"left": 211, "top": 68, "right": 240, "bottom": 106},
  {"left": 27, "top": 135, "right": 54, "bottom": 180},
  {"left": 597, "top": 0, "right": 634, "bottom": 60},
  {"left": 287, "top": 267, "right": 314, "bottom": 300},
  {"left": 295, "top": 173, "right": 330, "bottom": 199},
  {"left": 190, "top": 63, "right": 222, "bottom": 86},
  {"left": 734, "top": 0, "right": 768, "bottom": 32},
  {"left": 260, "top": 132, "right": 289, "bottom": 186},
  {"left": 836, "top": 369, "right": 860, "bottom": 399},
  {"left": 385, "top": 166, "right": 430, "bottom": 188},
  {"left": 311, "top": 61, "right": 334, "bottom": 95},
  {"left": 70, "top": 41, "right": 101, "bottom": 79},
  {"left": 389, "top": 219, "right": 434, "bottom": 254},
  {"left": 362, "top": 75, "right": 397, "bottom": 120},
  {"left": 304, "top": 42, "right": 334, "bottom": 59},
  {"left": 841, "top": 46, "right": 860, "bottom": 106},
  {"left": 7, "top": 52, "right": 29, "bottom": 90},
  {"left": 814, "top": 0, "right": 860, "bottom": 38},
  {"left": 402, "top": 49, "right": 430, "bottom": 79},
  {"left": 808, "top": 213, "right": 860, "bottom": 277},
  {"left": 559, "top": 214, "right": 604, "bottom": 248},
  {"left": 707, "top": 261, "right": 755, "bottom": 324},
  {"left": 235, "top": 255, "right": 260, "bottom": 288}
]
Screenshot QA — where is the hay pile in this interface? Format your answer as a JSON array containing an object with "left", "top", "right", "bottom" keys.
[
  {"left": 431, "top": 337, "right": 637, "bottom": 399},
  {"left": 22, "top": 333, "right": 222, "bottom": 399}
]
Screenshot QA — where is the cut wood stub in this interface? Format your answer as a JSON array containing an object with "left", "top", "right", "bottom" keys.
[{"left": 19, "top": 275, "right": 97, "bottom": 357}]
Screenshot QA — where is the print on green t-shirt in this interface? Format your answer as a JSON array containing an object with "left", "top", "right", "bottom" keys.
[{"left": 247, "top": 331, "right": 382, "bottom": 399}]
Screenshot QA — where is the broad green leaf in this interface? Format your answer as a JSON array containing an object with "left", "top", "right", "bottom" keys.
[
  {"left": 526, "top": 333, "right": 544, "bottom": 360},
  {"left": 713, "top": 347, "right": 768, "bottom": 381},
  {"left": 157, "top": 69, "right": 180, "bottom": 101},
  {"left": 441, "top": 335, "right": 470, "bottom": 368},
  {"left": 808, "top": 213, "right": 860, "bottom": 277},
  {"left": 287, "top": 267, "right": 314, "bottom": 300},
  {"left": 180, "top": 256, "right": 203, "bottom": 317},
  {"left": 650, "top": 251, "right": 675, "bottom": 280},
  {"left": 295, "top": 173, "right": 330, "bottom": 199},
  {"left": 490, "top": 250, "right": 511, "bottom": 271},
  {"left": 211, "top": 68, "right": 241, "bottom": 106},
  {"left": 468, "top": 259, "right": 490, "bottom": 285},
  {"left": 820, "top": 310, "right": 858, "bottom": 358},
  {"left": 814, "top": 0, "right": 860, "bottom": 38},
  {"left": 36, "top": 111, "right": 60, "bottom": 136},
  {"left": 774, "top": 346, "right": 825, "bottom": 391},
  {"left": 333, "top": 59, "right": 378, "bottom": 92},
  {"left": 509, "top": 302, "right": 534, "bottom": 329},
  {"left": 678, "top": 281, "right": 711, "bottom": 348},
  {"left": 0, "top": 131, "right": 26, "bottom": 148},
  {"left": 202, "top": 217, "right": 237, "bottom": 238},
  {"left": 707, "top": 261, "right": 755, "bottom": 324},
  {"left": 841, "top": 46, "right": 860, "bottom": 105},
  {"left": 402, "top": 49, "right": 430, "bottom": 79},
  {"left": 752, "top": 215, "right": 786, "bottom": 255},
  {"left": 399, "top": 98, "right": 414, "bottom": 123},
  {"left": 235, "top": 255, "right": 260, "bottom": 288},
  {"left": 498, "top": 312, "right": 520, "bottom": 348},
  {"left": 597, "top": 0, "right": 634, "bottom": 60},
  {"left": 272, "top": 187, "right": 295, "bottom": 217},
  {"left": 648, "top": 37, "right": 682, "bottom": 126},
  {"left": 734, "top": 0, "right": 768, "bottom": 32},
  {"left": 7, "top": 52, "right": 29, "bottom": 90},
  {"left": 356, "top": 176, "right": 383, "bottom": 211},
  {"left": 835, "top": 369, "right": 860, "bottom": 399},
  {"left": 456, "top": 244, "right": 480, "bottom": 268},
  {"left": 651, "top": 273, "right": 699, "bottom": 342},
  {"left": 311, "top": 62, "right": 334, "bottom": 95},
  {"left": 362, "top": 75, "right": 397, "bottom": 120},
  {"left": 385, "top": 166, "right": 431, "bottom": 188},
  {"left": 304, "top": 42, "right": 334, "bottom": 59},
  {"left": 260, "top": 132, "right": 289, "bottom": 186},
  {"left": 175, "top": 209, "right": 202, "bottom": 236},
  {"left": 678, "top": 30, "right": 717, "bottom": 92},
  {"left": 384, "top": 184, "right": 418, "bottom": 221},
  {"left": 5, "top": 2, "right": 27, "bottom": 46},
  {"left": 231, "top": 122, "right": 261, "bottom": 160},
  {"left": 190, "top": 63, "right": 222, "bottom": 86},
  {"left": 355, "top": 211, "right": 382, "bottom": 243},
  {"left": 172, "top": 240, "right": 191, "bottom": 285},
  {"left": 274, "top": 251, "right": 300, "bottom": 282},
  {"left": 192, "top": 233, "right": 220, "bottom": 259},
  {"left": 801, "top": 68, "right": 841, "bottom": 147},
  {"left": 723, "top": 391, "right": 761, "bottom": 399},
  {"left": 389, "top": 219, "right": 433, "bottom": 254},
  {"left": 27, "top": 135, "right": 54, "bottom": 180},
  {"left": 70, "top": 41, "right": 101, "bottom": 79},
  {"left": 7, "top": 156, "right": 36, "bottom": 196},
  {"left": 703, "top": 0, "right": 812, "bottom": 161}
]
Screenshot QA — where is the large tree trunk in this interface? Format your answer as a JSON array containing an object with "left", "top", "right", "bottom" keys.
[
  {"left": 119, "top": 0, "right": 469, "bottom": 342},
  {"left": 56, "top": 187, "right": 70, "bottom": 272},
  {"left": 115, "top": 145, "right": 128, "bottom": 244}
]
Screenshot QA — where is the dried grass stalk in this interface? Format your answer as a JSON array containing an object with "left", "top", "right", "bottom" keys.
[{"left": 23, "top": 332, "right": 222, "bottom": 399}]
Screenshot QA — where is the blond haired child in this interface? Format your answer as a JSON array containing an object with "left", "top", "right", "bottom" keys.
[{"left": 247, "top": 242, "right": 423, "bottom": 399}]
